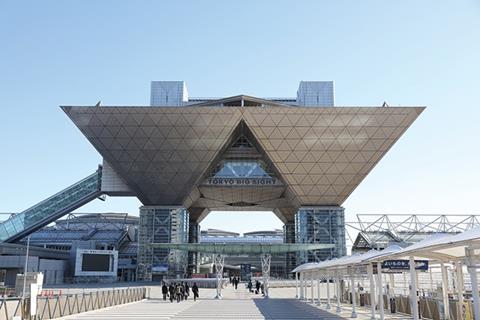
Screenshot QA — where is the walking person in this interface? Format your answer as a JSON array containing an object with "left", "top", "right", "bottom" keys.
[
  {"left": 184, "top": 282, "right": 190, "bottom": 300},
  {"left": 162, "top": 282, "right": 168, "bottom": 301},
  {"left": 255, "top": 280, "right": 260, "bottom": 294},
  {"left": 176, "top": 283, "right": 182, "bottom": 303},
  {"left": 192, "top": 282, "right": 199, "bottom": 301},
  {"left": 169, "top": 283, "right": 175, "bottom": 303},
  {"left": 247, "top": 279, "right": 253, "bottom": 293}
]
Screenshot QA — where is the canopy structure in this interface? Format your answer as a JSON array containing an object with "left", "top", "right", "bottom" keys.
[
  {"left": 148, "top": 243, "right": 334, "bottom": 254},
  {"left": 149, "top": 242, "right": 334, "bottom": 299},
  {"left": 292, "top": 227, "right": 480, "bottom": 320}
]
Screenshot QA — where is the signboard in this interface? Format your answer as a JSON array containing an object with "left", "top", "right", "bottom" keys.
[
  {"left": 74, "top": 249, "right": 118, "bottom": 276},
  {"left": 381, "top": 259, "right": 429, "bottom": 271},
  {"left": 205, "top": 177, "right": 279, "bottom": 186},
  {"left": 152, "top": 264, "right": 169, "bottom": 273},
  {"left": 240, "top": 264, "right": 252, "bottom": 281}
]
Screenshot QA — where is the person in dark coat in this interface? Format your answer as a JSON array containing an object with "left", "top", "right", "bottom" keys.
[
  {"left": 192, "top": 282, "right": 199, "bottom": 301},
  {"left": 255, "top": 280, "right": 261, "bottom": 294},
  {"left": 247, "top": 279, "right": 253, "bottom": 293},
  {"left": 162, "top": 282, "right": 168, "bottom": 301},
  {"left": 184, "top": 283, "right": 190, "bottom": 300},
  {"left": 234, "top": 277, "right": 238, "bottom": 290},
  {"left": 168, "top": 283, "right": 175, "bottom": 303}
]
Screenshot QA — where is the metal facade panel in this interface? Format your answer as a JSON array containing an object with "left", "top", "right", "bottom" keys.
[{"left": 62, "top": 105, "right": 424, "bottom": 219}]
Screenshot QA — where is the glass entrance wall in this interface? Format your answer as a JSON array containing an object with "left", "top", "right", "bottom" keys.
[{"left": 211, "top": 160, "right": 273, "bottom": 178}]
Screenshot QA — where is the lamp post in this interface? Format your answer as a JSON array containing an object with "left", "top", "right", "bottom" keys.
[{"left": 22, "top": 235, "right": 31, "bottom": 298}]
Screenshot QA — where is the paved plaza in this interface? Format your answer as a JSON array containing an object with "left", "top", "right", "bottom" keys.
[{"left": 59, "top": 286, "right": 412, "bottom": 320}]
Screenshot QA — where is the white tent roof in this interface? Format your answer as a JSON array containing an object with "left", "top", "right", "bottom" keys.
[{"left": 292, "top": 227, "right": 480, "bottom": 273}]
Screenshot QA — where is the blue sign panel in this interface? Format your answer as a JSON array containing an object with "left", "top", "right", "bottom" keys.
[{"left": 381, "top": 259, "right": 428, "bottom": 271}]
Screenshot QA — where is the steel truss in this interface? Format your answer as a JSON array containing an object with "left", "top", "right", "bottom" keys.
[{"left": 346, "top": 214, "right": 480, "bottom": 251}]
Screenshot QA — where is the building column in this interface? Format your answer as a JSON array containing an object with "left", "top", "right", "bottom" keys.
[
  {"left": 137, "top": 206, "right": 189, "bottom": 281},
  {"left": 284, "top": 221, "right": 296, "bottom": 278},
  {"left": 295, "top": 207, "right": 346, "bottom": 265},
  {"left": 188, "top": 221, "right": 200, "bottom": 275}
]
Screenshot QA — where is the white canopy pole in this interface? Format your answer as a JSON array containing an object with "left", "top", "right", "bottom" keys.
[
  {"left": 429, "top": 266, "right": 434, "bottom": 294},
  {"left": 311, "top": 272, "right": 315, "bottom": 303},
  {"left": 409, "top": 256, "right": 419, "bottom": 320},
  {"left": 300, "top": 272, "right": 304, "bottom": 300},
  {"left": 455, "top": 261, "right": 464, "bottom": 320},
  {"left": 295, "top": 272, "right": 299, "bottom": 299},
  {"left": 377, "top": 262, "right": 384, "bottom": 320},
  {"left": 326, "top": 275, "right": 331, "bottom": 309},
  {"left": 367, "top": 263, "right": 376, "bottom": 320},
  {"left": 351, "top": 270, "right": 358, "bottom": 318},
  {"left": 466, "top": 246, "right": 480, "bottom": 320},
  {"left": 317, "top": 272, "right": 321, "bottom": 306},
  {"left": 441, "top": 262, "right": 451, "bottom": 320},
  {"left": 336, "top": 276, "right": 342, "bottom": 313},
  {"left": 388, "top": 273, "right": 395, "bottom": 314}
]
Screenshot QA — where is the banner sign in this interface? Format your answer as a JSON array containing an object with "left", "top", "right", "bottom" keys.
[
  {"left": 205, "top": 177, "right": 280, "bottom": 186},
  {"left": 381, "top": 259, "right": 429, "bottom": 271}
]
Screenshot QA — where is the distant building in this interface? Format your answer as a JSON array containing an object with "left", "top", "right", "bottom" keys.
[{"left": 200, "top": 229, "right": 286, "bottom": 277}]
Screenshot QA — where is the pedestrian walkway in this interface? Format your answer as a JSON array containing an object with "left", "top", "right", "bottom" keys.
[{"left": 60, "top": 286, "right": 345, "bottom": 320}]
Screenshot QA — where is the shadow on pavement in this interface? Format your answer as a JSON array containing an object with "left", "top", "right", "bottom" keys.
[{"left": 253, "top": 298, "right": 345, "bottom": 320}]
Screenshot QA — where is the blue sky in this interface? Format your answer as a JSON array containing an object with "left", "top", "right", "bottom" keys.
[{"left": 1, "top": 1, "right": 479, "bottom": 234}]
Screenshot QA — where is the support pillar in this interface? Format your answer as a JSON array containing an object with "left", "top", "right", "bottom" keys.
[
  {"left": 284, "top": 222, "right": 296, "bottom": 277},
  {"left": 295, "top": 272, "right": 299, "bottom": 299},
  {"left": 455, "top": 261, "right": 464, "bottom": 320},
  {"left": 326, "top": 275, "right": 331, "bottom": 309},
  {"left": 377, "top": 262, "right": 384, "bottom": 320},
  {"left": 336, "top": 276, "right": 342, "bottom": 313},
  {"left": 351, "top": 271, "right": 357, "bottom": 318},
  {"left": 409, "top": 256, "right": 419, "bottom": 320},
  {"left": 468, "top": 265, "right": 480, "bottom": 320},
  {"left": 214, "top": 253, "right": 225, "bottom": 299},
  {"left": 300, "top": 272, "right": 305, "bottom": 300},
  {"left": 188, "top": 221, "right": 200, "bottom": 275},
  {"left": 261, "top": 253, "right": 271, "bottom": 298},
  {"left": 441, "top": 262, "right": 450, "bottom": 320},
  {"left": 368, "top": 263, "right": 376, "bottom": 320},
  {"left": 317, "top": 273, "right": 321, "bottom": 306},
  {"left": 388, "top": 273, "right": 395, "bottom": 314},
  {"left": 310, "top": 272, "right": 314, "bottom": 303},
  {"left": 466, "top": 246, "right": 480, "bottom": 320}
]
